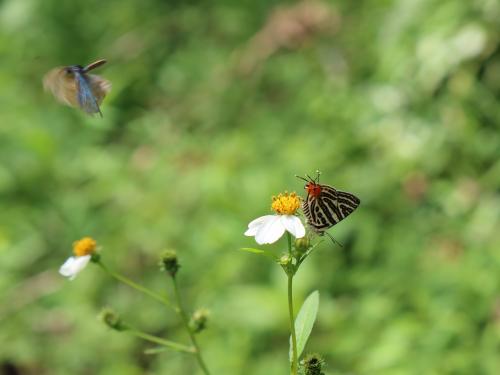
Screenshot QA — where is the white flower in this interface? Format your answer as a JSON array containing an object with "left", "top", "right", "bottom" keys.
[
  {"left": 59, "top": 237, "right": 97, "bottom": 280},
  {"left": 245, "top": 214, "right": 305, "bottom": 245},
  {"left": 245, "top": 192, "right": 305, "bottom": 245},
  {"left": 59, "top": 255, "right": 92, "bottom": 280}
]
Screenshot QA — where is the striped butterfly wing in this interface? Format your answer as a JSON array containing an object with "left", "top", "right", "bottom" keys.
[{"left": 303, "top": 185, "right": 360, "bottom": 234}]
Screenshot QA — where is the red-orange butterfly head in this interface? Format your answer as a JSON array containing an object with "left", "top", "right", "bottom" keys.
[{"left": 296, "top": 171, "right": 322, "bottom": 198}]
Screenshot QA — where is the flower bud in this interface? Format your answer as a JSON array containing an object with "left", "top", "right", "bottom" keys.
[
  {"left": 159, "top": 249, "right": 180, "bottom": 277},
  {"left": 300, "top": 353, "right": 325, "bottom": 375},
  {"left": 189, "top": 308, "right": 210, "bottom": 333},
  {"left": 293, "top": 236, "right": 311, "bottom": 257},
  {"left": 279, "top": 254, "right": 295, "bottom": 275},
  {"left": 280, "top": 254, "right": 292, "bottom": 266},
  {"left": 99, "top": 308, "right": 127, "bottom": 331}
]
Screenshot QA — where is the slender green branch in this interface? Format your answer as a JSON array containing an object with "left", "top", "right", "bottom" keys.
[
  {"left": 297, "top": 240, "right": 323, "bottom": 268},
  {"left": 288, "top": 275, "right": 298, "bottom": 375},
  {"left": 100, "top": 308, "right": 193, "bottom": 354},
  {"left": 287, "top": 233, "right": 298, "bottom": 375},
  {"left": 96, "top": 260, "right": 173, "bottom": 309},
  {"left": 287, "top": 233, "right": 293, "bottom": 257},
  {"left": 172, "top": 277, "right": 211, "bottom": 375},
  {"left": 128, "top": 329, "right": 195, "bottom": 353}
]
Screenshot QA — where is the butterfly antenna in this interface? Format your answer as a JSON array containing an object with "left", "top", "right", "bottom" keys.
[
  {"left": 295, "top": 175, "right": 309, "bottom": 183},
  {"left": 316, "top": 169, "right": 321, "bottom": 183},
  {"left": 325, "top": 232, "right": 343, "bottom": 247},
  {"left": 84, "top": 59, "right": 107, "bottom": 73}
]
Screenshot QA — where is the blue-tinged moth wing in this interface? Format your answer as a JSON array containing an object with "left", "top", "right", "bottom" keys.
[
  {"left": 87, "top": 74, "right": 111, "bottom": 106},
  {"left": 43, "top": 68, "right": 79, "bottom": 108},
  {"left": 75, "top": 72, "right": 101, "bottom": 115},
  {"left": 44, "top": 63, "right": 110, "bottom": 116}
]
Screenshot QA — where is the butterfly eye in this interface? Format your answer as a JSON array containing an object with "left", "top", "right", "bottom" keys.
[{"left": 64, "top": 68, "right": 73, "bottom": 76}]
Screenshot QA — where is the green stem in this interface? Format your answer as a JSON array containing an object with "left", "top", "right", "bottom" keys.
[
  {"left": 128, "top": 328, "right": 194, "bottom": 353},
  {"left": 96, "top": 260, "right": 173, "bottom": 309},
  {"left": 287, "top": 233, "right": 298, "bottom": 375},
  {"left": 288, "top": 275, "right": 298, "bottom": 375},
  {"left": 172, "top": 277, "right": 211, "bottom": 375},
  {"left": 287, "top": 232, "right": 293, "bottom": 256}
]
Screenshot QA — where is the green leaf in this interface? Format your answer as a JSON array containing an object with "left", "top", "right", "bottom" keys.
[
  {"left": 240, "top": 247, "right": 266, "bottom": 254},
  {"left": 289, "top": 290, "right": 320, "bottom": 361},
  {"left": 239, "top": 248, "right": 278, "bottom": 260}
]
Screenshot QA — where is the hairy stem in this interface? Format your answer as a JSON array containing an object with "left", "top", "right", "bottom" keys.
[
  {"left": 128, "top": 329, "right": 194, "bottom": 353},
  {"left": 96, "top": 260, "right": 172, "bottom": 309},
  {"left": 172, "top": 277, "right": 211, "bottom": 375},
  {"left": 287, "top": 233, "right": 298, "bottom": 375}
]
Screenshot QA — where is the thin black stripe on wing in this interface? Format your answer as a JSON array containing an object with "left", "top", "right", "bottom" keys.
[
  {"left": 304, "top": 195, "right": 333, "bottom": 231},
  {"left": 302, "top": 185, "right": 360, "bottom": 234},
  {"left": 320, "top": 186, "right": 343, "bottom": 222},
  {"left": 337, "top": 190, "right": 360, "bottom": 218}
]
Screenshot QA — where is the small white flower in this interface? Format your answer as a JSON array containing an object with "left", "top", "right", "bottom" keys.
[
  {"left": 244, "top": 192, "right": 305, "bottom": 245},
  {"left": 59, "top": 237, "right": 97, "bottom": 280},
  {"left": 59, "top": 255, "right": 92, "bottom": 280}
]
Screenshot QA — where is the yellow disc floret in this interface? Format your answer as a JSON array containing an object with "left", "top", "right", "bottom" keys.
[
  {"left": 73, "top": 237, "right": 97, "bottom": 257},
  {"left": 271, "top": 191, "right": 301, "bottom": 215}
]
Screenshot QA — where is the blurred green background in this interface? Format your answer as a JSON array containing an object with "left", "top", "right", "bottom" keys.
[{"left": 1, "top": 0, "right": 500, "bottom": 374}]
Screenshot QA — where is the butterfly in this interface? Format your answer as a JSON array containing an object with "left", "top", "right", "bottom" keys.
[
  {"left": 298, "top": 172, "right": 360, "bottom": 236},
  {"left": 43, "top": 59, "right": 111, "bottom": 116}
]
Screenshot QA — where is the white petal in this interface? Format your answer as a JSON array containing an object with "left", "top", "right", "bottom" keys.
[
  {"left": 59, "top": 255, "right": 91, "bottom": 280},
  {"left": 281, "top": 215, "right": 306, "bottom": 239},
  {"left": 244, "top": 215, "right": 276, "bottom": 236},
  {"left": 255, "top": 215, "right": 286, "bottom": 244}
]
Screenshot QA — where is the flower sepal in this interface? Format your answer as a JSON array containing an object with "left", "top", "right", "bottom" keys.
[{"left": 90, "top": 252, "right": 101, "bottom": 263}]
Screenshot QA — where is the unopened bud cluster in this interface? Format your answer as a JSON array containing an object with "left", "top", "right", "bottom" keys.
[
  {"left": 159, "top": 249, "right": 180, "bottom": 277},
  {"left": 189, "top": 308, "right": 210, "bottom": 333},
  {"left": 279, "top": 253, "right": 296, "bottom": 275},
  {"left": 293, "top": 236, "right": 311, "bottom": 257},
  {"left": 99, "top": 308, "right": 127, "bottom": 331},
  {"left": 300, "top": 353, "right": 325, "bottom": 375}
]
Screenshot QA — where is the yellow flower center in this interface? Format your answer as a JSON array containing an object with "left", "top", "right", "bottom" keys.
[
  {"left": 73, "top": 237, "right": 97, "bottom": 257},
  {"left": 271, "top": 191, "right": 301, "bottom": 215}
]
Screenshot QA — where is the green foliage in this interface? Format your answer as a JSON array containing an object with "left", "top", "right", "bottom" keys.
[
  {"left": 290, "top": 291, "right": 320, "bottom": 361},
  {"left": 1, "top": 0, "right": 500, "bottom": 374},
  {"left": 240, "top": 247, "right": 279, "bottom": 261}
]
